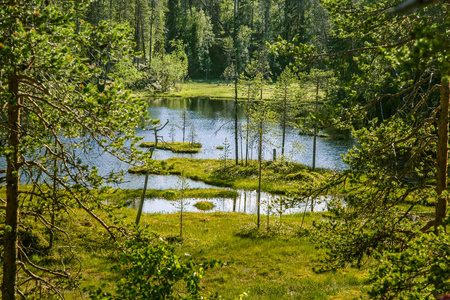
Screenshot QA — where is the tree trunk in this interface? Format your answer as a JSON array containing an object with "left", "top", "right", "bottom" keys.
[
  {"left": 434, "top": 77, "right": 449, "bottom": 231},
  {"left": 235, "top": 77, "right": 239, "bottom": 164},
  {"left": 149, "top": 0, "right": 155, "bottom": 66},
  {"left": 234, "top": 0, "right": 239, "bottom": 165},
  {"left": 312, "top": 79, "right": 319, "bottom": 171},
  {"left": 282, "top": 88, "right": 287, "bottom": 156},
  {"left": 257, "top": 119, "right": 263, "bottom": 229},
  {"left": 2, "top": 74, "right": 21, "bottom": 300},
  {"left": 421, "top": 76, "right": 450, "bottom": 234}
]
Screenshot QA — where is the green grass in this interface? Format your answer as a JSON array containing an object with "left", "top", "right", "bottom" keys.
[
  {"left": 2, "top": 183, "right": 438, "bottom": 299},
  {"left": 98, "top": 187, "right": 238, "bottom": 202},
  {"left": 140, "top": 141, "right": 202, "bottom": 153},
  {"left": 193, "top": 201, "right": 215, "bottom": 211},
  {"left": 133, "top": 79, "right": 275, "bottom": 100},
  {"left": 129, "top": 157, "right": 331, "bottom": 195},
  {"left": 59, "top": 208, "right": 370, "bottom": 299}
]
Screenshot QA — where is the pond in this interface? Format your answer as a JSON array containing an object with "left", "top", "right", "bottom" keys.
[
  {"left": 1, "top": 97, "right": 354, "bottom": 214},
  {"left": 138, "top": 97, "right": 354, "bottom": 170},
  {"left": 129, "top": 190, "right": 330, "bottom": 214},
  {"left": 105, "top": 97, "right": 352, "bottom": 214}
]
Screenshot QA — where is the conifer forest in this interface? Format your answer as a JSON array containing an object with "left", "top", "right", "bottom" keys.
[{"left": 1, "top": 0, "right": 450, "bottom": 299}]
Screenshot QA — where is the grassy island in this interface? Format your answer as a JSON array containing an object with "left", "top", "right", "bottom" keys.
[
  {"left": 129, "top": 157, "right": 330, "bottom": 195},
  {"left": 98, "top": 187, "right": 238, "bottom": 202},
  {"left": 140, "top": 141, "right": 202, "bottom": 153},
  {"left": 193, "top": 201, "right": 216, "bottom": 211}
]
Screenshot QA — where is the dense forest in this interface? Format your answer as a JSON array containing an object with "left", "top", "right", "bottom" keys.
[{"left": 1, "top": 0, "right": 450, "bottom": 299}]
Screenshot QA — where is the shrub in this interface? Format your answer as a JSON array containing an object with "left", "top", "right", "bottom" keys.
[{"left": 88, "top": 234, "right": 221, "bottom": 300}]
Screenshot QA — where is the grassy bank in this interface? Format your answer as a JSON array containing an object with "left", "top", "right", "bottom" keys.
[
  {"left": 129, "top": 157, "right": 331, "bottom": 195},
  {"left": 97, "top": 187, "right": 238, "bottom": 202},
  {"left": 140, "top": 141, "right": 202, "bottom": 153},
  {"left": 133, "top": 79, "right": 275, "bottom": 100}
]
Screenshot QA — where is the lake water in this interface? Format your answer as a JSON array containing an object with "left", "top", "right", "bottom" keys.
[
  {"left": 129, "top": 190, "right": 330, "bottom": 214},
  {"left": 1, "top": 97, "right": 354, "bottom": 213}
]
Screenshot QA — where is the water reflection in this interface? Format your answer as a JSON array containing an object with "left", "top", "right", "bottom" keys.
[
  {"left": 130, "top": 190, "right": 330, "bottom": 214},
  {"left": 0, "top": 97, "right": 353, "bottom": 214},
  {"left": 139, "top": 98, "right": 355, "bottom": 170}
]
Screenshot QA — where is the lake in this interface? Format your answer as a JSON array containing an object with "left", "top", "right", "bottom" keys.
[{"left": 1, "top": 97, "right": 355, "bottom": 213}]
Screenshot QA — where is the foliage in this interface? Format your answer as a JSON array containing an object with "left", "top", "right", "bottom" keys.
[
  {"left": 183, "top": 8, "right": 215, "bottom": 78},
  {"left": 88, "top": 232, "right": 221, "bottom": 300},
  {"left": 112, "top": 58, "right": 144, "bottom": 89},
  {"left": 276, "top": 0, "right": 450, "bottom": 298},
  {"left": 308, "top": 116, "right": 439, "bottom": 272},
  {"left": 296, "top": 68, "right": 337, "bottom": 133},
  {"left": 150, "top": 40, "right": 188, "bottom": 92},
  {"left": 270, "top": 66, "right": 301, "bottom": 155},
  {"left": 0, "top": 1, "right": 149, "bottom": 298},
  {"left": 368, "top": 231, "right": 450, "bottom": 299},
  {"left": 220, "top": 138, "right": 232, "bottom": 168}
]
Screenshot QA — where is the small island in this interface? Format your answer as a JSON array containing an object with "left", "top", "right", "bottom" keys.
[
  {"left": 140, "top": 141, "right": 202, "bottom": 153},
  {"left": 193, "top": 201, "right": 215, "bottom": 211}
]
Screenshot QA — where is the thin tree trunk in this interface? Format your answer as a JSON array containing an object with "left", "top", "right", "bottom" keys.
[
  {"left": 3, "top": 74, "right": 21, "bottom": 300},
  {"left": 250, "top": 1, "right": 254, "bottom": 57},
  {"left": 433, "top": 77, "right": 449, "bottom": 232},
  {"left": 234, "top": 0, "right": 239, "bottom": 165},
  {"left": 140, "top": 8, "right": 146, "bottom": 65},
  {"left": 134, "top": 0, "right": 140, "bottom": 67},
  {"left": 421, "top": 76, "right": 450, "bottom": 233},
  {"left": 245, "top": 85, "right": 250, "bottom": 165},
  {"left": 149, "top": 0, "right": 154, "bottom": 65},
  {"left": 183, "top": 110, "right": 186, "bottom": 143},
  {"left": 257, "top": 78, "right": 265, "bottom": 228},
  {"left": 282, "top": 88, "right": 287, "bottom": 156},
  {"left": 49, "top": 138, "right": 58, "bottom": 250},
  {"left": 257, "top": 120, "right": 263, "bottom": 229},
  {"left": 312, "top": 79, "right": 318, "bottom": 171}
]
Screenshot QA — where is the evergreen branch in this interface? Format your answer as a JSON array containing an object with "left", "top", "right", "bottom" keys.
[{"left": 314, "top": 39, "right": 413, "bottom": 58}]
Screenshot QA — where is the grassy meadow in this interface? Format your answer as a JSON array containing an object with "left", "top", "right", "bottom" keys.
[
  {"left": 0, "top": 182, "right": 371, "bottom": 299},
  {"left": 133, "top": 79, "right": 275, "bottom": 100},
  {"left": 60, "top": 207, "right": 370, "bottom": 299}
]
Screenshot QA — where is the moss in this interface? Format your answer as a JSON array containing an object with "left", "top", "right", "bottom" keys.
[
  {"left": 194, "top": 201, "right": 215, "bottom": 211},
  {"left": 129, "top": 157, "right": 329, "bottom": 195},
  {"left": 163, "top": 190, "right": 177, "bottom": 199},
  {"left": 285, "top": 171, "right": 316, "bottom": 182}
]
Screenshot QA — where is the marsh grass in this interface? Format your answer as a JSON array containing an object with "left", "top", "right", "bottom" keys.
[
  {"left": 140, "top": 141, "right": 202, "bottom": 153},
  {"left": 131, "top": 211, "right": 370, "bottom": 299},
  {"left": 129, "top": 157, "right": 329, "bottom": 194},
  {"left": 0, "top": 186, "right": 370, "bottom": 299},
  {"left": 97, "top": 187, "right": 238, "bottom": 202},
  {"left": 193, "top": 201, "right": 216, "bottom": 211},
  {"left": 67, "top": 209, "right": 370, "bottom": 299},
  {"left": 140, "top": 79, "right": 275, "bottom": 100}
]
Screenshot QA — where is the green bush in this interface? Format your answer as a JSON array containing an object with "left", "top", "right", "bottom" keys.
[{"left": 88, "top": 233, "right": 221, "bottom": 300}]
